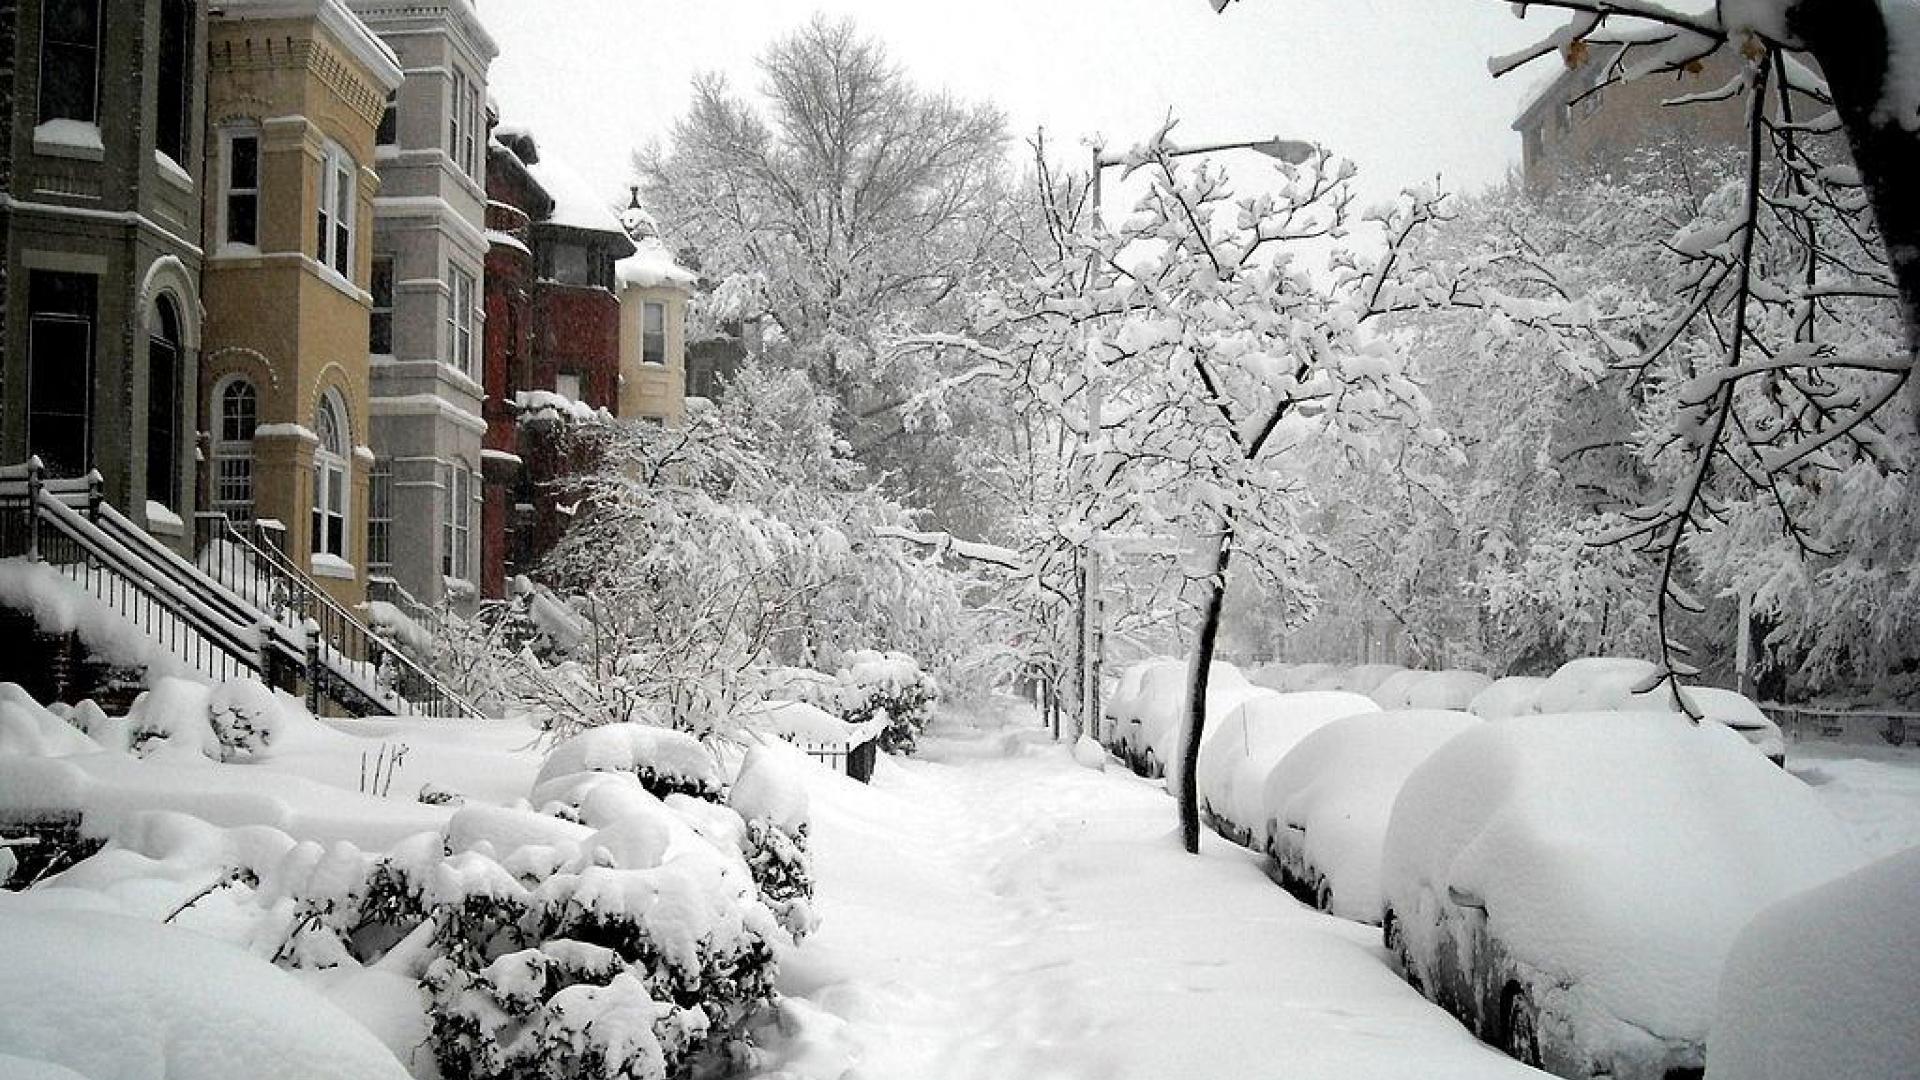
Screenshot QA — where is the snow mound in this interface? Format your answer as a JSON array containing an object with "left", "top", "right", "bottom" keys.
[
  {"left": 0, "top": 683, "right": 98, "bottom": 757},
  {"left": 1368, "top": 669, "right": 1492, "bottom": 710},
  {"left": 1708, "top": 845, "right": 1920, "bottom": 1080},
  {"left": 732, "top": 740, "right": 811, "bottom": 836},
  {"left": 535, "top": 723, "right": 723, "bottom": 801},
  {"left": 1382, "top": 712, "right": 1862, "bottom": 1066},
  {"left": 1531, "top": 656, "right": 1668, "bottom": 714},
  {"left": 0, "top": 905, "right": 413, "bottom": 1080},
  {"left": 1262, "top": 709, "right": 1480, "bottom": 922},
  {"left": 1195, "top": 690, "right": 1379, "bottom": 846},
  {"left": 1466, "top": 675, "right": 1547, "bottom": 719}
]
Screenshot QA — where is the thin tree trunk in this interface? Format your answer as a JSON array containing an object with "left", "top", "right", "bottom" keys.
[{"left": 1178, "top": 519, "right": 1235, "bottom": 855}]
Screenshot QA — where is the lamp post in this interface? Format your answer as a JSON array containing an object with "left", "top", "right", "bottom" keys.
[{"left": 1076, "top": 133, "right": 1316, "bottom": 745}]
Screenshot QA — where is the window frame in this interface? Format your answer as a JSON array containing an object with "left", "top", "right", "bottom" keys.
[
  {"left": 366, "top": 457, "right": 393, "bottom": 576},
  {"left": 146, "top": 295, "right": 183, "bottom": 510},
  {"left": 310, "top": 391, "right": 351, "bottom": 561},
  {"left": 211, "top": 375, "right": 257, "bottom": 524},
  {"left": 155, "top": 0, "right": 193, "bottom": 166},
  {"left": 441, "top": 461, "right": 471, "bottom": 582},
  {"left": 27, "top": 270, "right": 97, "bottom": 479},
  {"left": 220, "top": 127, "right": 261, "bottom": 250},
  {"left": 445, "top": 262, "right": 476, "bottom": 376},
  {"left": 316, "top": 141, "right": 356, "bottom": 279},
  {"left": 38, "top": 0, "right": 102, "bottom": 126},
  {"left": 369, "top": 254, "right": 395, "bottom": 354},
  {"left": 642, "top": 301, "right": 667, "bottom": 366}
]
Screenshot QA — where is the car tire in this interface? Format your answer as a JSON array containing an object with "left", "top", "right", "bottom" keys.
[
  {"left": 1503, "top": 984, "right": 1542, "bottom": 1068},
  {"left": 1314, "top": 877, "right": 1332, "bottom": 912}
]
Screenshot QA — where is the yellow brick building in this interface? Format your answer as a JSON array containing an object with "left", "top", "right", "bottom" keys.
[{"left": 198, "top": 0, "right": 402, "bottom": 609}]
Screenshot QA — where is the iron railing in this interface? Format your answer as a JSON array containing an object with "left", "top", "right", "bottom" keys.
[
  {"left": 1758, "top": 702, "right": 1920, "bottom": 750},
  {"left": 193, "top": 511, "right": 481, "bottom": 719},
  {"left": 1, "top": 459, "right": 480, "bottom": 720}
]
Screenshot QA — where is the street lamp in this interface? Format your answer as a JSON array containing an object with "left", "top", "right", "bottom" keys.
[{"left": 1075, "top": 133, "right": 1317, "bottom": 745}]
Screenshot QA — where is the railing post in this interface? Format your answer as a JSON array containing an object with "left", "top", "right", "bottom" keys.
[
  {"left": 304, "top": 616, "right": 322, "bottom": 714},
  {"left": 26, "top": 455, "right": 43, "bottom": 562},
  {"left": 84, "top": 469, "right": 103, "bottom": 524},
  {"left": 256, "top": 617, "right": 277, "bottom": 686}
]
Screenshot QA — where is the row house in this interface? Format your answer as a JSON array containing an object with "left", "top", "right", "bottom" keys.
[
  {"left": 1, "top": 0, "right": 493, "bottom": 620},
  {"left": 1, "top": 0, "right": 209, "bottom": 540},
  {"left": 479, "top": 124, "right": 692, "bottom": 599}
]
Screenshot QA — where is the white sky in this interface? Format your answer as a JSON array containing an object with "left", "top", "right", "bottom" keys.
[{"left": 482, "top": 0, "right": 1556, "bottom": 218}]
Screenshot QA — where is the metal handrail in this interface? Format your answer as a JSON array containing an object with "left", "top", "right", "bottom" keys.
[
  {"left": 196, "top": 511, "right": 482, "bottom": 719},
  {"left": 2, "top": 458, "right": 480, "bottom": 720}
]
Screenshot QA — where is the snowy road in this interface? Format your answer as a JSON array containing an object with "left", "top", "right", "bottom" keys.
[{"left": 753, "top": 706, "right": 1538, "bottom": 1080}]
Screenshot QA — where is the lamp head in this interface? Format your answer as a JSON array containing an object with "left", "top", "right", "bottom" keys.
[{"left": 1252, "top": 138, "right": 1318, "bottom": 165}]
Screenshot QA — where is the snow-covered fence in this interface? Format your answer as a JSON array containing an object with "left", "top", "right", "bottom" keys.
[{"left": 1759, "top": 703, "right": 1920, "bottom": 752}]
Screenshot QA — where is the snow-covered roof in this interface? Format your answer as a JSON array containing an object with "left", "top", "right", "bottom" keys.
[
  {"left": 616, "top": 237, "right": 697, "bottom": 293},
  {"left": 522, "top": 150, "right": 631, "bottom": 239}
]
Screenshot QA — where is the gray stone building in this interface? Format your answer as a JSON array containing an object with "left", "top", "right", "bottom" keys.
[
  {"left": 1, "top": 0, "right": 208, "bottom": 548},
  {"left": 348, "top": 0, "right": 494, "bottom": 610}
]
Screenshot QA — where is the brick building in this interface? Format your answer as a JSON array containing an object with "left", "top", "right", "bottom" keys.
[{"left": 1514, "top": 50, "right": 1748, "bottom": 191}]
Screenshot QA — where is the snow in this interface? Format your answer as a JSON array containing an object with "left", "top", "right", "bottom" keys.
[
  {"left": 731, "top": 739, "right": 812, "bottom": 835},
  {"left": 1368, "top": 668, "right": 1492, "bottom": 710},
  {"left": 1194, "top": 689, "right": 1379, "bottom": 845},
  {"left": 0, "top": 683, "right": 99, "bottom": 757},
  {"left": 533, "top": 722, "right": 724, "bottom": 799},
  {"left": 738, "top": 699, "right": 859, "bottom": 747},
  {"left": 1108, "top": 659, "right": 1257, "bottom": 777},
  {"left": 1314, "top": 663, "right": 1409, "bottom": 694},
  {"left": 1264, "top": 708, "right": 1481, "bottom": 923},
  {"left": 253, "top": 422, "right": 317, "bottom": 441},
  {"left": 522, "top": 150, "right": 630, "bottom": 237},
  {"left": 1531, "top": 655, "right": 1669, "bottom": 713},
  {"left": 747, "top": 700, "right": 1542, "bottom": 1080},
  {"left": 142, "top": 500, "right": 184, "bottom": 533},
  {"left": 616, "top": 237, "right": 698, "bottom": 292},
  {"left": 1381, "top": 712, "right": 1864, "bottom": 1074},
  {"left": 0, "top": 559, "right": 186, "bottom": 676},
  {"left": 32, "top": 118, "right": 102, "bottom": 155},
  {"left": 1706, "top": 845, "right": 1920, "bottom": 1080},
  {"left": 1885, "top": 0, "right": 1920, "bottom": 132},
  {"left": 1467, "top": 674, "right": 1547, "bottom": 719},
  {"left": 0, "top": 905, "right": 414, "bottom": 1080}
]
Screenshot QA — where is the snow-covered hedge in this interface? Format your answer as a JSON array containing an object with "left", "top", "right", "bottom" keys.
[
  {"left": 258, "top": 722, "right": 813, "bottom": 1080},
  {"left": 757, "top": 652, "right": 937, "bottom": 756}
]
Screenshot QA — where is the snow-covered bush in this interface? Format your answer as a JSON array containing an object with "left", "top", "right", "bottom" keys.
[
  {"left": 730, "top": 742, "right": 816, "bottom": 940},
  {"left": 832, "top": 651, "right": 938, "bottom": 755},
  {"left": 533, "top": 724, "right": 725, "bottom": 804},
  {"left": 206, "top": 678, "right": 284, "bottom": 760}
]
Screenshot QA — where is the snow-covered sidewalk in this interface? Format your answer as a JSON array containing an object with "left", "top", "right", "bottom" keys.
[{"left": 754, "top": 704, "right": 1536, "bottom": 1080}]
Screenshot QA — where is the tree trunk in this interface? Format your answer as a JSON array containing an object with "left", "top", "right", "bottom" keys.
[
  {"left": 1789, "top": 1, "right": 1920, "bottom": 359},
  {"left": 1178, "top": 520, "right": 1236, "bottom": 855}
]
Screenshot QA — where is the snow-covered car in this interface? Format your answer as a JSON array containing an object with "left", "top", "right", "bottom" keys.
[
  {"left": 1707, "top": 845, "right": 1920, "bottom": 1080},
  {"left": 1368, "top": 669, "right": 1493, "bottom": 711},
  {"left": 1143, "top": 664, "right": 1263, "bottom": 786},
  {"left": 1105, "top": 659, "right": 1184, "bottom": 766},
  {"left": 1380, "top": 712, "right": 1860, "bottom": 1080},
  {"left": 1534, "top": 657, "right": 1787, "bottom": 765},
  {"left": 1466, "top": 675, "right": 1547, "bottom": 719},
  {"left": 1261, "top": 709, "right": 1479, "bottom": 923},
  {"left": 1194, "top": 690, "right": 1377, "bottom": 847},
  {"left": 1310, "top": 663, "right": 1409, "bottom": 695}
]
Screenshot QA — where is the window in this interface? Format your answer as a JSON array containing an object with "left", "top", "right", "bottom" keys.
[
  {"left": 155, "top": 0, "right": 192, "bottom": 164},
  {"left": 643, "top": 301, "right": 666, "bottom": 365},
  {"left": 28, "top": 271, "right": 96, "bottom": 478},
  {"left": 311, "top": 392, "right": 349, "bottom": 560},
  {"left": 146, "top": 297, "right": 182, "bottom": 509},
  {"left": 367, "top": 459, "right": 392, "bottom": 575},
  {"left": 446, "top": 264, "right": 475, "bottom": 375},
  {"left": 376, "top": 91, "right": 397, "bottom": 147},
  {"left": 441, "top": 462, "right": 471, "bottom": 580},
  {"left": 39, "top": 0, "right": 100, "bottom": 125},
  {"left": 212, "top": 377, "right": 256, "bottom": 522},
  {"left": 223, "top": 130, "right": 260, "bottom": 247},
  {"left": 369, "top": 256, "right": 394, "bottom": 353},
  {"left": 316, "top": 143, "right": 355, "bottom": 277},
  {"left": 450, "top": 71, "right": 480, "bottom": 178}
]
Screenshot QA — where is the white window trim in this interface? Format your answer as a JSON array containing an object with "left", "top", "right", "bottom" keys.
[
  {"left": 441, "top": 460, "right": 473, "bottom": 583},
  {"left": 445, "top": 262, "right": 476, "bottom": 377},
  {"left": 218, "top": 127, "right": 262, "bottom": 254},
  {"left": 311, "top": 391, "right": 352, "bottom": 563},
  {"left": 37, "top": 0, "right": 102, "bottom": 129},
  {"left": 316, "top": 140, "right": 357, "bottom": 280}
]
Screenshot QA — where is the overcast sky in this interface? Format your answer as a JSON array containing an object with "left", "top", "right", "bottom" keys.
[{"left": 482, "top": 0, "right": 1556, "bottom": 217}]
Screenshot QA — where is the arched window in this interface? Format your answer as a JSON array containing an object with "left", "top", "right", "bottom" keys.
[
  {"left": 311, "top": 391, "right": 349, "bottom": 560},
  {"left": 146, "top": 296, "right": 181, "bottom": 509},
  {"left": 212, "top": 376, "right": 256, "bottom": 522}
]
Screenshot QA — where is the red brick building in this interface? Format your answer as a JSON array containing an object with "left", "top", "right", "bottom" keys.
[{"left": 481, "top": 125, "right": 634, "bottom": 598}]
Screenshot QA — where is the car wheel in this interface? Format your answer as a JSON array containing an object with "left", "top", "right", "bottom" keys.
[
  {"left": 1503, "top": 984, "right": 1542, "bottom": 1067},
  {"left": 1314, "top": 877, "right": 1332, "bottom": 911}
]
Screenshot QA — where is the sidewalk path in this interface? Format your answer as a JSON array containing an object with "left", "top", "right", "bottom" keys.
[{"left": 751, "top": 705, "right": 1536, "bottom": 1080}]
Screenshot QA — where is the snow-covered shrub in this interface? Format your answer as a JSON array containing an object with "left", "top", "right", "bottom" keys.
[
  {"left": 729, "top": 742, "right": 816, "bottom": 940},
  {"left": 206, "top": 678, "right": 284, "bottom": 760},
  {"left": 833, "top": 651, "right": 938, "bottom": 755},
  {"left": 533, "top": 724, "right": 725, "bottom": 803}
]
